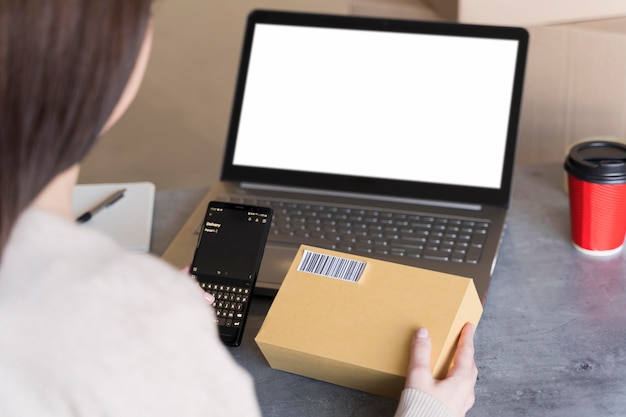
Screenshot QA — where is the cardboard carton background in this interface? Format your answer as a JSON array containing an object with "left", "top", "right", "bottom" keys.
[{"left": 422, "top": 0, "right": 626, "bottom": 26}]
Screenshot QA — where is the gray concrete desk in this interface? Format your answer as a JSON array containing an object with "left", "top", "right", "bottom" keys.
[{"left": 152, "top": 164, "right": 626, "bottom": 417}]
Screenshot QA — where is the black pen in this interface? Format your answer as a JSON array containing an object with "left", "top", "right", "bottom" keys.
[{"left": 76, "top": 188, "right": 126, "bottom": 223}]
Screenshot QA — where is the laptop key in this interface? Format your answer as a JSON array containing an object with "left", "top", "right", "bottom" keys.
[
  {"left": 354, "top": 244, "right": 374, "bottom": 253},
  {"left": 466, "top": 246, "right": 482, "bottom": 263},
  {"left": 392, "top": 242, "right": 425, "bottom": 251},
  {"left": 423, "top": 250, "right": 450, "bottom": 261},
  {"left": 451, "top": 253, "right": 465, "bottom": 262}
]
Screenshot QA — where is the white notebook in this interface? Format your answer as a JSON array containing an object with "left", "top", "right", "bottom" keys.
[{"left": 72, "top": 182, "right": 155, "bottom": 252}]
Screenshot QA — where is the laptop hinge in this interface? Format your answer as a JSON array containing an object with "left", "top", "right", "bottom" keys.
[{"left": 239, "top": 182, "right": 482, "bottom": 211}]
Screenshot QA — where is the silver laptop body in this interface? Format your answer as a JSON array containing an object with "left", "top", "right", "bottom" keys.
[{"left": 163, "top": 10, "right": 529, "bottom": 302}]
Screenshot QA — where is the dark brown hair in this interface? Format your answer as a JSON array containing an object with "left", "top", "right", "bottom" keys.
[{"left": 0, "top": 0, "right": 153, "bottom": 259}]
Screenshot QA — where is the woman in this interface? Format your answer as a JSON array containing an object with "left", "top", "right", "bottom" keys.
[{"left": 0, "top": 1, "right": 477, "bottom": 416}]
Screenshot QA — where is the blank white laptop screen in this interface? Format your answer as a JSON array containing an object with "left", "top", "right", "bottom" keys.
[{"left": 232, "top": 24, "right": 520, "bottom": 190}]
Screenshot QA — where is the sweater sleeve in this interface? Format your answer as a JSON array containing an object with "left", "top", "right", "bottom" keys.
[{"left": 393, "top": 389, "right": 454, "bottom": 417}]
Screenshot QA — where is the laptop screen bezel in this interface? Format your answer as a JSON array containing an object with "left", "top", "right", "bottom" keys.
[{"left": 220, "top": 10, "right": 528, "bottom": 208}]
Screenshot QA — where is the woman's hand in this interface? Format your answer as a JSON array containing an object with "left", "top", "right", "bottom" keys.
[
  {"left": 182, "top": 265, "right": 215, "bottom": 305},
  {"left": 404, "top": 323, "right": 478, "bottom": 417}
]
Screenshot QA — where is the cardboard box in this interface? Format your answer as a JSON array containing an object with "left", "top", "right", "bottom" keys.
[
  {"left": 255, "top": 245, "right": 482, "bottom": 399},
  {"left": 423, "top": 0, "right": 626, "bottom": 26},
  {"left": 517, "top": 17, "right": 626, "bottom": 165}
]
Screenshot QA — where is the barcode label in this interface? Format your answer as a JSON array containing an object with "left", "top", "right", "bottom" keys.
[{"left": 297, "top": 250, "right": 366, "bottom": 283}]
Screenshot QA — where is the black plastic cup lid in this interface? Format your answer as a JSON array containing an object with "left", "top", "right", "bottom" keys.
[{"left": 564, "top": 141, "right": 626, "bottom": 184}]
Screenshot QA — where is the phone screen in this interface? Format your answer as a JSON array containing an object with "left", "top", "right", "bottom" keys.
[{"left": 191, "top": 202, "right": 272, "bottom": 283}]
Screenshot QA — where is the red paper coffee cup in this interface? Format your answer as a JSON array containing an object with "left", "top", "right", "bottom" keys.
[{"left": 564, "top": 141, "right": 626, "bottom": 256}]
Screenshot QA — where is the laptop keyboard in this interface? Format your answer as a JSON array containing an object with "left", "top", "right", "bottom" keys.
[{"left": 215, "top": 195, "right": 490, "bottom": 264}]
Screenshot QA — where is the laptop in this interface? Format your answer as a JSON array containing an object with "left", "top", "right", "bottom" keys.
[{"left": 163, "top": 10, "right": 528, "bottom": 302}]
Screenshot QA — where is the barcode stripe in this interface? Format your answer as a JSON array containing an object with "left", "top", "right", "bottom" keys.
[{"left": 297, "top": 250, "right": 365, "bottom": 283}]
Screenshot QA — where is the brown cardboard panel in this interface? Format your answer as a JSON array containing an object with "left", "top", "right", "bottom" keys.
[
  {"left": 424, "top": 0, "right": 626, "bottom": 26},
  {"left": 518, "top": 18, "right": 626, "bottom": 165}
]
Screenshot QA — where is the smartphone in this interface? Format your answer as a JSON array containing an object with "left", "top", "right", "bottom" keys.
[{"left": 189, "top": 201, "right": 272, "bottom": 347}]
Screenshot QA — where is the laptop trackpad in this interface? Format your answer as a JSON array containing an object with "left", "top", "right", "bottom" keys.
[{"left": 258, "top": 244, "right": 299, "bottom": 285}]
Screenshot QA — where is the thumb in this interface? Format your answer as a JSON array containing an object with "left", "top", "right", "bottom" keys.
[{"left": 405, "top": 328, "right": 433, "bottom": 388}]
